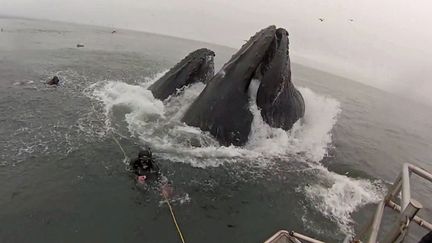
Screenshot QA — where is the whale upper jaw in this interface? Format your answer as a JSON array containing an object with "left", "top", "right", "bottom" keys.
[
  {"left": 149, "top": 48, "right": 215, "bottom": 100},
  {"left": 212, "top": 25, "right": 277, "bottom": 90}
]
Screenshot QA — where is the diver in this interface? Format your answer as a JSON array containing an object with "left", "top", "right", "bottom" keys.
[
  {"left": 130, "top": 146, "right": 174, "bottom": 199},
  {"left": 130, "top": 146, "right": 160, "bottom": 183},
  {"left": 419, "top": 230, "right": 432, "bottom": 243}
]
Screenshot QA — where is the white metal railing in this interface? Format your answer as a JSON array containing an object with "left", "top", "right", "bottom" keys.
[
  {"left": 264, "top": 163, "right": 432, "bottom": 243},
  {"left": 358, "top": 163, "right": 432, "bottom": 243},
  {"left": 264, "top": 230, "right": 325, "bottom": 243}
]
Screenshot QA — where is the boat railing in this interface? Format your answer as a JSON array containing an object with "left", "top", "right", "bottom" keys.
[{"left": 264, "top": 163, "right": 432, "bottom": 243}]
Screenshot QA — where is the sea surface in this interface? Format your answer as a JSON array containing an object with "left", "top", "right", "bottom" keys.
[{"left": 0, "top": 17, "right": 431, "bottom": 243}]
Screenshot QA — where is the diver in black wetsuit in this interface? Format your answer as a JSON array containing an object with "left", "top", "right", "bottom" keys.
[
  {"left": 130, "top": 146, "right": 160, "bottom": 179},
  {"left": 419, "top": 231, "right": 432, "bottom": 243},
  {"left": 130, "top": 147, "right": 173, "bottom": 196}
]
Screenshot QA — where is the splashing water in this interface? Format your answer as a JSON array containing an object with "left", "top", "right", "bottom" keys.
[
  {"left": 247, "top": 79, "right": 385, "bottom": 235},
  {"left": 88, "top": 73, "right": 341, "bottom": 166},
  {"left": 303, "top": 164, "right": 385, "bottom": 234},
  {"left": 247, "top": 79, "right": 340, "bottom": 162},
  {"left": 87, "top": 72, "right": 385, "bottom": 234}
]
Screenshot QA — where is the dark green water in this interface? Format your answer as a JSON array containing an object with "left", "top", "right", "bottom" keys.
[{"left": 0, "top": 17, "right": 431, "bottom": 243}]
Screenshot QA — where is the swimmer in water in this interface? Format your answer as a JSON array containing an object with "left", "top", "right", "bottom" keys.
[
  {"left": 130, "top": 146, "right": 160, "bottom": 183},
  {"left": 130, "top": 146, "right": 175, "bottom": 200}
]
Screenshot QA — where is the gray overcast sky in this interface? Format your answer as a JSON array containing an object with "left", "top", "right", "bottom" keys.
[{"left": 2, "top": 0, "right": 432, "bottom": 105}]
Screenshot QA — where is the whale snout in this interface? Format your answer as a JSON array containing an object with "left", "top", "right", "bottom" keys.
[{"left": 149, "top": 48, "right": 216, "bottom": 100}]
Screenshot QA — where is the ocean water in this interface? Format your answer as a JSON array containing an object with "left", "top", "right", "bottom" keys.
[{"left": 0, "top": 17, "right": 431, "bottom": 242}]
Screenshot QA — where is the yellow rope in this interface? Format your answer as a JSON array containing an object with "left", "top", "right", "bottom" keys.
[
  {"left": 162, "top": 193, "right": 186, "bottom": 243},
  {"left": 90, "top": 102, "right": 128, "bottom": 161},
  {"left": 111, "top": 129, "right": 186, "bottom": 242},
  {"left": 111, "top": 135, "right": 128, "bottom": 160}
]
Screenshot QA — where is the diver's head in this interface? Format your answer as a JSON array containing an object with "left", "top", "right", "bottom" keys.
[{"left": 138, "top": 146, "right": 152, "bottom": 158}]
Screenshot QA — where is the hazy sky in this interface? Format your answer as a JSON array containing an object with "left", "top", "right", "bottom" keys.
[{"left": 2, "top": 0, "right": 431, "bottom": 105}]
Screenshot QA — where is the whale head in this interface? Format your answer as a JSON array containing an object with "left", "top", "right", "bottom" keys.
[
  {"left": 182, "top": 26, "right": 305, "bottom": 146},
  {"left": 149, "top": 48, "right": 215, "bottom": 100}
]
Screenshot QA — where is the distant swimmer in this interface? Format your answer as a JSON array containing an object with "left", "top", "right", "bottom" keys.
[
  {"left": 47, "top": 76, "right": 60, "bottom": 85},
  {"left": 319, "top": 18, "right": 324, "bottom": 22},
  {"left": 130, "top": 146, "right": 160, "bottom": 183},
  {"left": 419, "top": 230, "right": 432, "bottom": 243}
]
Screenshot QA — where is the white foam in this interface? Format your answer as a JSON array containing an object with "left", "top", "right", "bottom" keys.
[
  {"left": 87, "top": 79, "right": 165, "bottom": 134},
  {"left": 92, "top": 81, "right": 164, "bottom": 117},
  {"left": 247, "top": 80, "right": 341, "bottom": 163},
  {"left": 88, "top": 74, "right": 342, "bottom": 166},
  {"left": 303, "top": 164, "right": 386, "bottom": 235}
]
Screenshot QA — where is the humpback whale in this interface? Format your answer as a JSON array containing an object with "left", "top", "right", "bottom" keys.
[
  {"left": 149, "top": 48, "right": 215, "bottom": 100},
  {"left": 181, "top": 26, "right": 305, "bottom": 146}
]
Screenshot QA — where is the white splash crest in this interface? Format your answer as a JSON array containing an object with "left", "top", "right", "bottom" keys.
[{"left": 303, "top": 164, "right": 386, "bottom": 234}]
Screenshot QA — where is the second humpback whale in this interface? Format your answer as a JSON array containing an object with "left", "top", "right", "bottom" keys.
[{"left": 149, "top": 48, "right": 215, "bottom": 100}]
